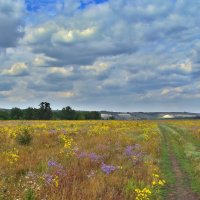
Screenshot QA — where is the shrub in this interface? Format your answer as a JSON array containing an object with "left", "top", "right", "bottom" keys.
[{"left": 16, "top": 128, "right": 32, "bottom": 145}]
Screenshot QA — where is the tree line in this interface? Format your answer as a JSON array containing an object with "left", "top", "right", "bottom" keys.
[{"left": 0, "top": 102, "right": 101, "bottom": 120}]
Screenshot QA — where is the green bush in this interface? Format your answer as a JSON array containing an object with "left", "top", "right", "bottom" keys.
[{"left": 16, "top": 128, "right": 32, "bottom": 145}]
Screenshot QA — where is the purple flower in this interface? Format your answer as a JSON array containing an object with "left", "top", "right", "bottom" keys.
[
  {"left": 62, "top": 129, "right": 67, "bottom": 134},
  {"left": 56, "top": 167, "right": 66, "bottom": 176},
  {"left": 47, "top": 160, "right": 66, "bottom": 176},
  {"left": 125, "top": 146, "right": 134, "bottom": 156},
  {"left": 76, "top": 151, "right": 103, "bottom": 162},
  {"left": 48, "top": 160, "right": 60, "bottom": 167},
  {"left": 124, "top": 144, "right": 141, "bottom": 157},
  {"left": 88, "top": 153, "right": 103, "bottom": 162},
  {"left": 76, "top": 152, "right": 88, "bottom": 158},
  {"left": 132, "top": 151, "right": 144, "bottom": 165},
  {"left": 44, "top": 174, "right": 53, "bottom": 185},
  {"left": 124, "top": 144, "right": 144, "bottom": 165},
  {"left": 49, "top": 129, "right": 57, "bottom": 134},
  {"left": 101, "top": 163, "right": 116, "bottom": 174}
]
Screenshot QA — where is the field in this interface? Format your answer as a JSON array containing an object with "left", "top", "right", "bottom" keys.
[{"left": 0, "top": 120, "right": 200, "bottom": 200}]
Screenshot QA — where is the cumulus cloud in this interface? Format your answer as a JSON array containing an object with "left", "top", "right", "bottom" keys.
[
  {"left": 1, "top": 0, "right": 200, "bottom": 111},
  {"left": 2, "top": 62, "right": 29, "bottom": 76}
]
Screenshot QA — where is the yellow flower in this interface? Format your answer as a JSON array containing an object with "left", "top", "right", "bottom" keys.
[{"left": 53, "top": 176, "right": 59, "bottom": 188}]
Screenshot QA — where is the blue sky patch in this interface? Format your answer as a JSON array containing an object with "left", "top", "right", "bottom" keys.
[
  {"left": 25, "top": 0, "right": 108, "bottom": 12},
  {"left": 79, "top": 0, "right": 108, "bottom": 9}
]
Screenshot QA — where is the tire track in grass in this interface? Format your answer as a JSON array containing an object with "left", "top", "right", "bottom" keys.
[
  {"left": 167, "top": 125, "right": 200, "bottom": 194},
  {"left": 159, "top": 124, "right": 200, "bottom": 200}
]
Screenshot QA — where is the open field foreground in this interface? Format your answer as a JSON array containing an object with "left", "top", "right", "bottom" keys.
[{"left": 0, "top": 120, "right": 200, "bottom": 200}]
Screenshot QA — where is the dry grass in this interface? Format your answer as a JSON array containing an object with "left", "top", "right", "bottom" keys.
[{"left": 0, "top": 120, "right": 165, "bottom": 200}]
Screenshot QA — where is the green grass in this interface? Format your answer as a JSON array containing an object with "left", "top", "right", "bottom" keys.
[
  {"left": 159, "top": 125, "right": 176, "bottom": 198},
  {"left": 168, "top": 126, "right": 200, "bottom": 193}
]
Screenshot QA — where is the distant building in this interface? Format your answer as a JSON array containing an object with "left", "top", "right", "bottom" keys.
[
  {"left": 101, "top": 113, "right": 113, "bottom": 119},
  {"left": 162, "top": 114, "right": 174, "bottom": 119}
]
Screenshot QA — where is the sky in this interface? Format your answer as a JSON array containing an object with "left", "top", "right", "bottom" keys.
[{"left": 0, "top": 0, "right": 200, "bottom": 112}]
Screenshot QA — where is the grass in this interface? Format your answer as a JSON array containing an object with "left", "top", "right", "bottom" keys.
[
  {"left": 0, "top": 120, "right": 200, "bottom": 199},
  {"left": 168, "top": 125, "right": 200, "bottom": 193},
  {"left": 159, "top": 125, "right": 176, "bottom": 198},
  {"left": 159, "top": 123, "right": 200, "bottom": 195}
]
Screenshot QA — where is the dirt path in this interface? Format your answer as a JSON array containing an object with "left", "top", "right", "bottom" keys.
[
  {"left": 160, "top": 125, "right": 200, "bottom": 200},
  {"left": 167, "top": 146, "right": 198, "bottom": 200}
]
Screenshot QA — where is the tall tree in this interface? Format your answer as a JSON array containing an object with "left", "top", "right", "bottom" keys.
[
  {"left": 38, "top": 102, "right": 52, "bottom": 120},
  {"left": 61, "top": 106, "right": 76, "bottom": 120}
]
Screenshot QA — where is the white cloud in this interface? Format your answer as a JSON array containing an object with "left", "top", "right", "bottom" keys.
[
  {"left": 56, "top": 91, "right": 77, "bottom": 98},
  {"left": 1, "top": 0, "right": 200, "bottom": 111},
  {"left": 179, "top": 59, "right": 193, "bottom": 72},
  {"left": 2, "top": 62, "right": 28, "bottom": 76},
  {"left": 33, "top": 54, "right": 56, "bottom": 67},
  {"left": 80, "top": 61, "right": 109, "bottom": 74},
  {"left": 161, "top": 87, "right": 183, "bottom": 96},
  {"left": 52, "top": 27, "right": 96, "bottom": 43},
  {"left": 49, "top": 66, "right": 74, "bottom": 76}
]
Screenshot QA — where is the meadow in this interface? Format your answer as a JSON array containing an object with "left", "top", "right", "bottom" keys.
[{"left": 0, "top": 120, "right": 200, "bottom": 200}]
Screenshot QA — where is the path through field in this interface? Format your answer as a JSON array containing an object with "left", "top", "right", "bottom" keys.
[{"left": 159, "top": 124, "right": 200, "bottom": 200}]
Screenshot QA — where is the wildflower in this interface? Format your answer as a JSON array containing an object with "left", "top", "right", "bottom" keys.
[
  {"left": 44, "top": 174, "right": 53, "bottom": 185},
  {"left": 76, "top": 152, "right": 88, "bottom": 158},
  {"left": 59, "top": 134, "right": 75, "bottom": 156},
  {"left": 152, "top": 181, "right": 156, "bottom": 185},
  {"left": 49, "top": 129, "right": 57, "bottom": 134},
  {"left": 76, "top": 151, "right": 103, "bottom": 162},
  {"left": 101, "top": 163, "right": 116, "bottom": 174},
  {"left": 3, "top": 148, "right": 19, "bottom": 164},
  {"left": 124, "top": 144, "right": 144, "bottom": 165},
  {"left": 47, "top": 160, "right": 66, "bottom": 176},
  {"left": 48, "top": 160, "right": 60, "bottom": 167},
  {"left": 158, "top": 180, "right": 165, "bottom": 186},
  {"left": 153, "top": 173, "right": 159, "bottom": 178},
  {"left": 151, "top": 173, "right": 166, "bottom": 187},
  {"left": 62, "top": 129, "right": 67, "bottom": 134},
  {"left": 88, "top": 153, "right": 103, "bottom": 162},
  {"left": 53, "top": 175, "right": 59, "bottom": 187},
  {"left": 125, "top": 146, "right": 134, "bottom": 156},
  {"left": 134, "top": 187, "right": 152, "bottom": 200}
]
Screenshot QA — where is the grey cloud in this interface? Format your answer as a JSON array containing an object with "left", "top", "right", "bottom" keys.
[
  {"left": 24, "top": 0, "right": 200, "bottom": 68},
  {"left": 0, "top": 80, "right": 14, "bottom": 91},
  {"left": 28, "top": 80, "right": 73, "bottom": 92},
  {"left": 0, "top": 0, "right": 25, "bottom": 48},
  {"left": 1, "top": 0, "right": 200, "bottom": 111}
]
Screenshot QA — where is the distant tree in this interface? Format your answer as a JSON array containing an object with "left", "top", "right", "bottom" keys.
[
  {"left": 23, "top": 107, "right": 38, "bottom": 120},
  {"left": 52, "top": 110, "right": 61, "bottom": 120},
  {"left": 38, "top": 102, "right": 52, "bottom": 120},
  {"left": 61, "top": 106, "right": 76, "bottom": 120},
  {"left": 75, "top": 111, "right": 86, "bottom": 120},
  {"left": 39, "top": 102, "right": 45, "bottom": 110},
  {"left": 85, "top": 111, "right": 101, "bottom": 120},
  {"left": 10, "top": 107, "right": 23, "bottom": 120},
  {"left": 0, "top": 111, "right": 9, "bottom": 120}
]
